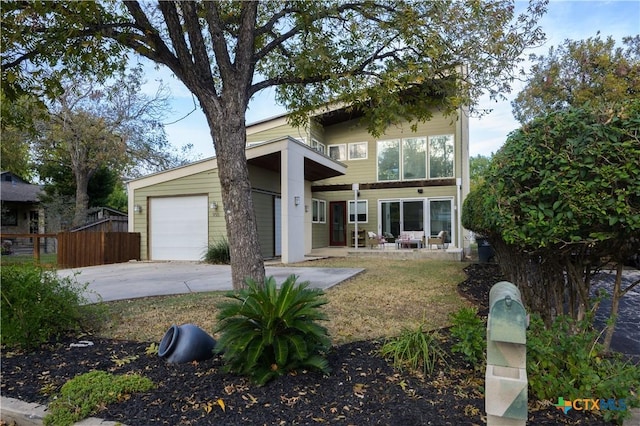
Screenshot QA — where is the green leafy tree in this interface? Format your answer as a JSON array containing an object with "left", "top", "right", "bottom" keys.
[
  {"left": 512, "top": 34, "right": 640, "bottom": 124},
  {"left": 469, "top": 154, "right": 492, "bottom": 191},
  {"left": 2, "top": 1, "right": 547, "bottom": 289},
  {"left": 33, "top": 67, "right": 173, "bottom": 226},
  {"left": 462, "top": 101, "right": 640, "bottom": 351},
  {"left": 0, "top": 91, "right": 45, "bottom": 179}
]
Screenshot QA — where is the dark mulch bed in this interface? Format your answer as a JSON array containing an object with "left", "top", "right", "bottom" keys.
[{"left": 1, "top": 263, "right": 611, "bottom": 425}]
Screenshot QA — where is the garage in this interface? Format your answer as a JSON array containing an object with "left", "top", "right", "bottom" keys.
[{"left": 149, "top": 196, "right": 208, "bottom": 261}]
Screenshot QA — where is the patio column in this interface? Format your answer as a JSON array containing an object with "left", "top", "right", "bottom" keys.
[{"left": 280, "top": 142, "right": 306, "bottom": 263}]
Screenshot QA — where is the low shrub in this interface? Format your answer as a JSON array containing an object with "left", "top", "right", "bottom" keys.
[
  {"left": 215, "top": 275, "right": 331, "bottom": 385},
  {"left": 380, "top": 325, "right": 446, "bottom": 376},
  {"left": 44, "top": 371, "right": 154, "bottom": 426},
  {"left": 527, "top": 314, "right": 640, "bottom": 423},
  {"left": 449, "top": 306, "right": 486, "bottom": 366},
  {"left": 203, "top": 237, "right": 230, "bottom": 264},
  {"left": 0, "top": 264, "right": 105, "bottom": 349}
]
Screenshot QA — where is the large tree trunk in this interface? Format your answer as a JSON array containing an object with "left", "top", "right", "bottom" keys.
[
  {"left": 200, "top": 97, "right": 265, "bottom": 290},
  {"left": 72, "top": 171, "right": 90, "bottom": 228}
]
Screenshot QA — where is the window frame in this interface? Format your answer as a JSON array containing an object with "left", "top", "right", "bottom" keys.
[
  {"left": 312, "top": 199, "right": 326, "bottom": 223},
  {"left": 428, "top": 134, "right": 455, "bottom": 179},
  {"left": 328, "top": 144, "right": 346, "bottom": 161},
  {"left": 311, "top": 138, "right": 326, "bottom": 154},
  {"left": 377, "top": 135, "right": 455, "bottom": 182},
  {"left": 348, "top": 141, "right": 368, "bottom": 160}
]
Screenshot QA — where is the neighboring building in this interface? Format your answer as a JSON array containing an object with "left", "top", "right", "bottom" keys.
[
  {"left": 70, "top": 207, "right": 128, "bottom": 232},
  {"left": 127, "top": 103, "right": 469, "bottom": 263},
  {"left": 1, "top": 171, "right": 44, "bottom": 235}
]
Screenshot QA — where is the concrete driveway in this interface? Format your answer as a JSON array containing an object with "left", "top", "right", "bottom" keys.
[{"left": 57, "top": 261, "right": 364, "bottom": 303}]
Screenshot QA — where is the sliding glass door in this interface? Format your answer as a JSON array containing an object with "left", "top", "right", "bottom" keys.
[
  {"left": 380, "top": 198, "right": 452, "bottom": 241},
  {"left": 429, "top": 199, "right": 452, "bottom": 243}
]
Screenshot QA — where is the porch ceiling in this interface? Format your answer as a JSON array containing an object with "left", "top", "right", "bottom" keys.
[{"left": 247, "top": 152, "right": 344, "bottom": 181}]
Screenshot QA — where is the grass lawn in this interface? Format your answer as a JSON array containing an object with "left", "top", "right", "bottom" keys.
[
  {"left": 100, "top": 258, "right": 473, "bottom": 345},
  {"left": 0, "top": 253, "right": 57, "bottom": 267}
]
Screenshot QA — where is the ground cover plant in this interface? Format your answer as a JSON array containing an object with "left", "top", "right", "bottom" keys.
[
  {"left": 1, "top": 260, "right": 633, "bottom": 425},
  {"left": 44, "top": 371, "right": 154, "bottom": 426}
]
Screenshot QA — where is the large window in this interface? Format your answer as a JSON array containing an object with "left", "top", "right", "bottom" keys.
[
  {"left": 348, "top": 200, "right": 367, "bottom": 223},
  {"left": 377, "top": 139, "right": 400, "bottom": 181},
  {"left": 377, "top": 135, "right": 454, "bottom": 181},
  {"left": 403, "top": 137, "right": 427, "bottom": 180},
  {"left": 429, "top": 135, "right": 454, "bottom": 178},
  {"left": 312, "top": 199, "right": 326, "bottom": 223}
]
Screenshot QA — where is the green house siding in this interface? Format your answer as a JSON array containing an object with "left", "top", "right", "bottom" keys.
[
  {"left": 247, "top": 122, "right": 305, "bottom": 144},
  {"left": 249, "top": 166, "right": 281, "bottom": 258},
  {"left": 319, "top": 114, "right": 459, "bottom": 186},
  {"left": 249, "top": 166, "right": 281, "bottom": 194},
  {"left": 252, "top": 191, "right": 275, "bottom": 258},
  {"left": 311, "top": 221, "right": 329, "bottom": 248}
]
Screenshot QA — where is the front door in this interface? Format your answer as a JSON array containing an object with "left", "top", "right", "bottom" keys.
[{"left": 329, "top": 201, "right": 346, "bottom": 246}]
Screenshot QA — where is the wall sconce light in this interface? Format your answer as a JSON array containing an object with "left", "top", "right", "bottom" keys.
[
  {"left": 294, "top": 196, "right": 301, "bottom": 206},
  {"left": 305, "top": 205, "right": 309, "bottom": 213},
  {"left": 210, "top": 201, "right": 218, "bottom": 210},
  {"left": 134, "top": 204, "right": 142, "bottom": 214},
  {"left": 417, "top": 188, "right": 424, "bottom": 194}
]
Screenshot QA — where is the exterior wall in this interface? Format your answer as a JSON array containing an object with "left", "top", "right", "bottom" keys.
[
  {"left": 131, "top": 168, "right": 224, "bottom": 260},
  {"left": 249, "top": 166, "right": 281, "bottom": 194},
  {"left": 250, "top": 165, "right": 282, "bottom": 258},
  {"left": 252, "top": 191, "right": 275, "bottom": 258},
  {"left": 246, "top": 121, "right": 307, "bottom": 145},
  {"left": 132, "top": 164, "right": 285, "bottom": 261},
  {"left": 319, "top": 113, "right": 458, "bottom": 186}
]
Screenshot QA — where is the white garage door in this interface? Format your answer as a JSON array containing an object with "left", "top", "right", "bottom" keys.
[{"left": 150, "top": 196, "right": 208, "bottom": 261}]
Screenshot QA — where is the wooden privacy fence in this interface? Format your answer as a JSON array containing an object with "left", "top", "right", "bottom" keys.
[{"left": 58, "top": 231, "right": 140, "bottom": 268}]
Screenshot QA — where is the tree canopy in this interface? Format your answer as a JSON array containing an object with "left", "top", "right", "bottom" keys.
[
  {"left": 2, "top": 0, "right": 547, "bottom": 289},
  {"left": 512, "top": 34, "right": 640, "bottom": 124},
  {"left": 32, "top": 67, "right": 179, "bottom": 226}
]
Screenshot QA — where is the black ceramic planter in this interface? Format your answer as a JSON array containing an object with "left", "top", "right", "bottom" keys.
[{"left": 158, "top": 324, "right": 216, "bottom": 363}]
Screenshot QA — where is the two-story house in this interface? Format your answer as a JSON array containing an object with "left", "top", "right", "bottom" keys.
[{"left": 127, "top": 103, "right": 469, "bottom": 263}]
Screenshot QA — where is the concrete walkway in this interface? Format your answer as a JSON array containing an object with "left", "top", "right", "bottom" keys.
[{"left": 57, "top": 260, "right": 364, "bottom": 303}]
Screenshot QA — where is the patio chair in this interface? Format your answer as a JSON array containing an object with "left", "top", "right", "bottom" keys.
[{"left": 428, "top": 231, "right": 448, "bottom": 249}]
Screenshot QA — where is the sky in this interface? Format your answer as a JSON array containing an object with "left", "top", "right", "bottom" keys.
[{"left": 141, "top": 0, "right": 640, "bottom": 160}]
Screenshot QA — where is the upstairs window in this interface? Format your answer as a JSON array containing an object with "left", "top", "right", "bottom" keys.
[
  {"left": 311, "top": 138, "right": 326, "bottom": 154},
  {"left": 377, "top": 135, "right": 454, "bottom": 181},
  {"left": 429, "top": 135, "right": 454, "bottom": 178},
  {"left": 348, "top": 142, "right": 368, "bottom": 160},
  {"left": 328, "top": 144, "right": 346, "bottom": 161}
]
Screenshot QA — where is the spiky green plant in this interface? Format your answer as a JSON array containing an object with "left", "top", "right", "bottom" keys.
[
  {"left": 214, "top": 275, "right": 331, "bottom": 385},
  {"left": 380, "top": 325, "right": 447, "bottom": 377},
  {"left": 203, "top": 237, "right": 230, "bottom": 264}
]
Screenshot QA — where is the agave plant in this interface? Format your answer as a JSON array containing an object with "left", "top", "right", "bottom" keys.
[{"left": 214, "top": 275, "right": 331, "bottom": 385}]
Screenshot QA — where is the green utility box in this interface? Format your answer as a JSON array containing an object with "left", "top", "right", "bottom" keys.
[{"left": 485, "top": 281, "right": 528, "bottom": 425}]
